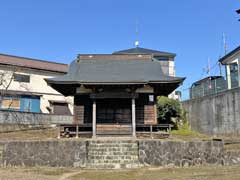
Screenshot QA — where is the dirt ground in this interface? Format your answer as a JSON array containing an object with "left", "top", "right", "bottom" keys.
[
  {"left": 0, "top": 128, "right": 59, "bottom": 141},
  {"left": 0, "top": 127, "right": 239, "bottom": 142},
  {"left": 0, "top": 166, "right": 240, "bottom": 180}
]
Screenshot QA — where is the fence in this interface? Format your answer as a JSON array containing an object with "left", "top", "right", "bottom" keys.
[
  {"left": 0, "top": 110, "right": 73, "bottom": 125},
  {"left": 189, "top": 77, "right": 227, "bottom": 99}
]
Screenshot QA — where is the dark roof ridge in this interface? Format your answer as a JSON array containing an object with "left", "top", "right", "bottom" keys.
[
  {"left": 0, "top": 53, "right": 68, "bottom": 73},
  {"left": 0, "top": 53, "right": 67, "bottom": 66},
  {"left": 219, "top": 45, "right": 240, "bottom": 64},
  {"left": 113, "top": 46, "right": 176, "bottom": 57}
]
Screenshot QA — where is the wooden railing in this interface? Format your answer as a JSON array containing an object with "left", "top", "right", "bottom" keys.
[{"left": 58, "top": 123, "right": 173, "bottom": 138}]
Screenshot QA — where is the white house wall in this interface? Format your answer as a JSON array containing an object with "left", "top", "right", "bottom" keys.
[{"left": 0, "top": 65, "right": 73, "bottom": 114}]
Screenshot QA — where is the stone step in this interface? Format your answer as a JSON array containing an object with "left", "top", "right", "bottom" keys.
[
  {"left": 86, "top": 141, "right": 140, "bottom": 169},
  {"left": 86, "top": 163, "right": 141, "bottom": 169},
  {"left": 88, "top": 144, "right": 138, "bottom": 148},
  {"left": 88, "top": 155, "right": 139, "bottom": 160},
  {"left": 88, "top": 151, "right": 138, "bottom": 156},
  {"left": 87, "top": 159, "right": 140, "bottom": 164},
  {"left": 88, "top": 140, "right": 137, "bottom": 144},
  {"left": 87, "top": 147, "right": 138, "bottom": 151}
]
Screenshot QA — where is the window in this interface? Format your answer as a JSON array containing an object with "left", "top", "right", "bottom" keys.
[
  {"left": 51, "top": 102, "right": 71, "bottom": 115},
  {"left": 230, "top": 63, "right": 239, "bottom": 88},
  {"left": 13, "top": 73, "right": 30, "bottom": 83},
  {"left": 1, "top": 97, "right": 20, "bottom": 109},
  {"left": 149, "top": 95, "right": 154, "bottom": 102}
]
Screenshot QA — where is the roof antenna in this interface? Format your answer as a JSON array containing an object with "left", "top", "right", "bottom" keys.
[
  {"left": 223, "top": 33, "right": 227, "bottom": 55},
  {"left": 135, "top": 19, "right": 140, "bottom": 47},
  {"left": 217, "top": 33, "right": 227, "bottom": 77},
  {"left": 207, "top": 58, "right": 212, "bottom": 89}
]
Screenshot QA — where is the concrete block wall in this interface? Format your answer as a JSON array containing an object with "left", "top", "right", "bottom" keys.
[
  {"left": 182, "top": 87, "right": 240, "bottom": 135},
  {"left": 0, "top": 110, "right": 73, "bottom": 125}
]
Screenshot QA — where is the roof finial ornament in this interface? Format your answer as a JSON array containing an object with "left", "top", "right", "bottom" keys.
[{"left": 135, "top": 40, "right": 139, "bottom": 47}]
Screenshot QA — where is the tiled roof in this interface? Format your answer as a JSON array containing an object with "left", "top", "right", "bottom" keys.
[
  {"left": 0, "top": 53, "right": 68, "bottom": 73},
  {"left": 47, "top": 59, "right": 185, "bottom": 84}
]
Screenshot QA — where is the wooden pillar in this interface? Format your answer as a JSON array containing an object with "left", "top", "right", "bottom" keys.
[
  {"left": 92, "top": 99, "right": 96, "bottom": 138},
  {"left": 226, "top": 65, "right": 232, "bottom": 89},
  {"left": 132, "top": 98, "right": 136, "bottom": 138},
  {"left": 57, "top": 125, "right": 61, "bottom": 139},
  {"left": 75, "top": 124, "right": 79, "bottom": 138}
]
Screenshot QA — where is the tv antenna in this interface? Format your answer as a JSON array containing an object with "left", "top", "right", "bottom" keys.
[
  {"left": 223, "top": 33, "right": 227, "bottom": 55},
  {"left": 135, "top": 19, "right": 140, "bottom": 47}
]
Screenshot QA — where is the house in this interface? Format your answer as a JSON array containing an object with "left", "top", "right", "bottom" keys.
[
  {"left": 189, "top": 76, "right": 226, "bottom": 99},
  {"left": 219, "top": 45, "right": 240, "bottom": 89},
  {"left": 46, "top": 47, "right": 185, "bottom": 137},
  {"left": 0, "top": 54, "right": 73, "bottom": 114}
]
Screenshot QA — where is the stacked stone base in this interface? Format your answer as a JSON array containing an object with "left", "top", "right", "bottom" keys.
[
  {"left": 0, "top": 139, "right": 239, "bottom": 168},
  {"left": 86, "top": 140, "right": 141, "bottom": 169}
]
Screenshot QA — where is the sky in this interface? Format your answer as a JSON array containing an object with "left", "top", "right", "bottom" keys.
[{"left": 0, "top": 0, "right": 239, "bottom": 99}]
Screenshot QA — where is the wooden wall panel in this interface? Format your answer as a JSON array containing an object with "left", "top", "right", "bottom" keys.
[
  {"left": 74, "top": 95, "right": 92, "bottom": 124},
  {"left": 136, "top": 94, "right": 157, "bottom": 125},
  {"left": 144, "top": 105, "right": 157, "bottom": 125},
  {"left": 74, "top": 105, "right": 84, "bottom": 124}
]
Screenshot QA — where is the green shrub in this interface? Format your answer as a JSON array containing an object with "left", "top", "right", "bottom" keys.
[{"left": 156, "top": 96, "right": 189, "bottom": 130}]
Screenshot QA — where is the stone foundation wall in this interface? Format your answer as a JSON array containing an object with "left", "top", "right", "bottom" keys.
[
  {"left": 138, "top": 140, "right": 224, "bottom": 166},
  {"left": 0, "top": 141, "right": 86, "bottom": 167},
  {"left": 0, "top": 140, "right": 239, "bottom": 168}
]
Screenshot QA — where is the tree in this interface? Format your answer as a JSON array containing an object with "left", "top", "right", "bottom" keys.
[
  {"left": 237, "top": 9, "right": 240, "bottom": 21},
  {"left": 0, "top": 68, "right": 17, "bottom": 109},
  {"left": 156, "top": 96, "right": 188, "bottom": 129}
]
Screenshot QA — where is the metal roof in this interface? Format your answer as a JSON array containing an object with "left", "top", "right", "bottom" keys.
[
  {"left": 219, "top": 45, "right": 240, "bottom": 64},
  {"left": 113, "top": 47, "right": 176, "bottom": 57},
  {"left": 46, "top": 59, "right": 185, "bottom": 85}
]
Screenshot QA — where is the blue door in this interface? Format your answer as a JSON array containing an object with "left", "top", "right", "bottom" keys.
[{"left": 20, "top": 96, "right": 40, "bottom": 113}]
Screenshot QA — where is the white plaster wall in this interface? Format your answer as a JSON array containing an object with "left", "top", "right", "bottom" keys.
[
  {"left": 40, "top": 95, "right": 73, "bottom": 114},
  {"left": 0, "top": 66, "right": 73, "bottom": 114},
  {"left": 168, "top": 61, "right": 180, "bottom": 100},
  {"left": 168, "top": 61, "right": 175, "bottom": 76},
  {"left": 224, "top": 52, "right": 240, "bottom": 89}
]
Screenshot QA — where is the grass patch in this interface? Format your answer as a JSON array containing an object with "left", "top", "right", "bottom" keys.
[
  {"left": 0, "top": 128, "right": 58, "bottom": 140},
  {"left": 22, "top": 167, "right": 72, "bottom": 176},
  {"left": 69, "top": 166, "right": 240, "bottom": 180},
  {"left": 170, "top": 128, "right": 210, "bottom": 141},
  {"left": 171, "top": 128, "right": 201, "bottom": 136}
]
